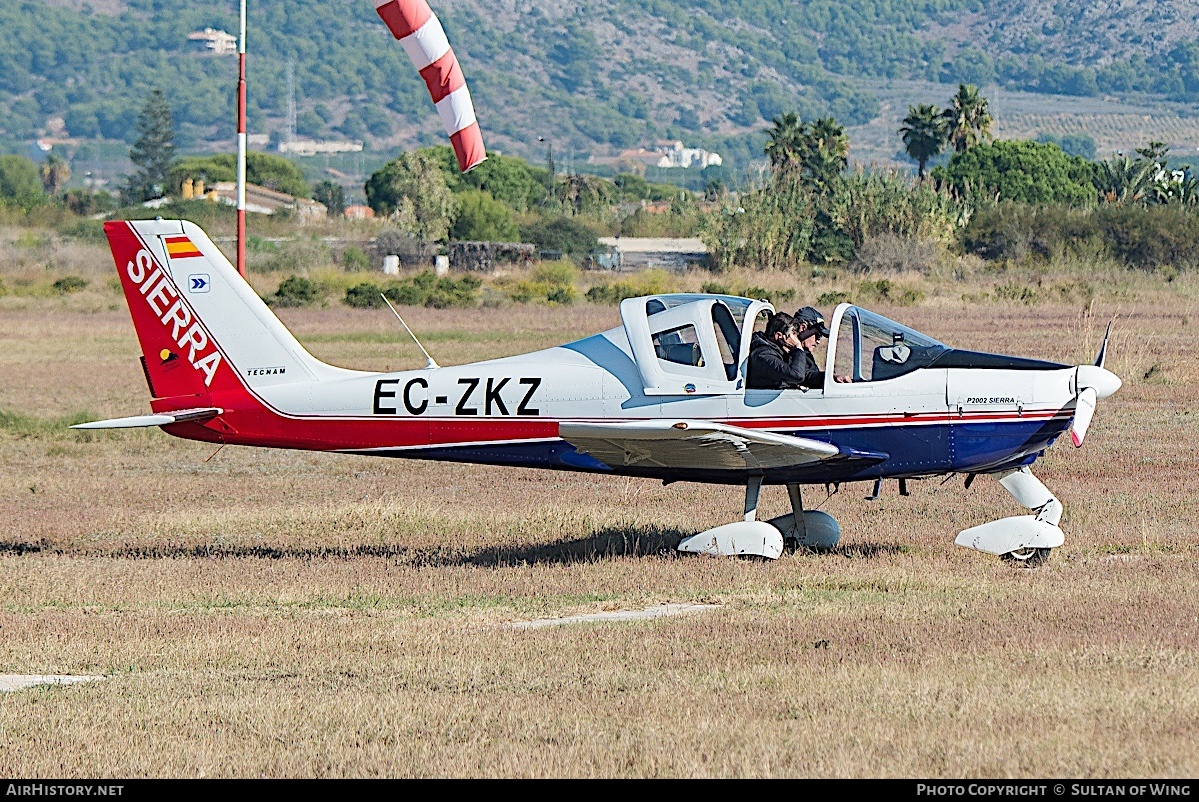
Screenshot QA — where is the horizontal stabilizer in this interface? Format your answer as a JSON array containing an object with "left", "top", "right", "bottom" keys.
[{"left": 71, "top": 407, "right": 222, "bottom": 430}]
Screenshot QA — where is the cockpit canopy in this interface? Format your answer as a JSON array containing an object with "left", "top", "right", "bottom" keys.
[{"left": 617, "top": 295, "right": 953, "bottom": 395}]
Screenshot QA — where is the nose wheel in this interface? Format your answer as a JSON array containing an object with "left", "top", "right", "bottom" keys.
[
  {"left": 1000, "top": 546, "right": 1051, "bottom": 567},
  {"left": 955, "top": 467, "right": 1064, "bottom": 565}
]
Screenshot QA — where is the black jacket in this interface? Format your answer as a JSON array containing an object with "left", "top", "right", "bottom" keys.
[{"left": 747, "top": 332, "right": 825, "bottom": 389}]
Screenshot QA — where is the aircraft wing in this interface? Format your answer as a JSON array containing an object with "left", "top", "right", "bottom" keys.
[{"left": 559, "top": 419, "right": 868, "bottom": 471}]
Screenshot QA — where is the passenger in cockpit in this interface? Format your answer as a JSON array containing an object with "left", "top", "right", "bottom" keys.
[
  {"left": 748, "top": 307, "right": 849, "bottom": 389},
  {"left": 747, "top": 311, "right": 822, "bottom": 389}
]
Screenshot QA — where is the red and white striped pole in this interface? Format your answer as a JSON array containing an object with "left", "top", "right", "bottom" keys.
[{"left": 236, "top": 0, "right": 247, "bottom": 277}]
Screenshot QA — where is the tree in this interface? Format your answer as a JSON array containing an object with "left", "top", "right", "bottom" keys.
[
  {"left": 937, "top": 140, "right": 1096, "bottom": 206},
  {"left": 425, "top": 147, "right": 546, "bottom": 212},
  {"left": 900, "top": 104, "right": 945, "bottom": 180},
  {"left": 0, "top": 155, "right": 45, "bottom": 208},
  {"left": 1136, "top": 140, "right": 1170, "bottom": 163},
  {"left": 169, "top": 152, "right": 310, "bottom": 199},
  {"left": 764, "top": 113, "right": 847, "bottom": 192},
  {"left": 365, "top": 150, "right": 458, "bottom": 250},
  {"left": 39, "top": 153, "right": 71, "bottom": 195},
  {"left": 246, "top": 152, "right": 310, "bottom": 197},
  {"left": 451, "top": 189, "right": 519, "bottom": 241},
  {"left": 764, "top": 112, "right": 805, "bottom": 175},
  {"left": 1094, "top": 155, "right": 1157, "bottom": 204},
  {"left": 942, "top": 84, "right": 992, "bottom": 154},
  {"left": 123, "top": 89, "right": 175, "bottom": 203},
  {"left": 800, "top": 116, "right": 849, "bottom": 192},
  {"left": 313, "top": 179, "right": 345, "bottom": 217}
]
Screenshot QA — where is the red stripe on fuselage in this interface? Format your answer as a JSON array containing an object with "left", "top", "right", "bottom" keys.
[{"left": 177, "top": 402, "right": 1068, "bottom": 455}]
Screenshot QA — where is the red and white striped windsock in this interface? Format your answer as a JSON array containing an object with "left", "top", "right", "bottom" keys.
[{"left": 375, "top": 0, "right": 487, "bottom": 172}]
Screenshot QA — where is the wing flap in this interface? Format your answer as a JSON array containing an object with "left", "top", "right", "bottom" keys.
[
  {"left": 71, "top": 407, "right": 222, "bottom": 430},
  {"left": 559, "top": 419, "right": 850, "bottom": 471}
]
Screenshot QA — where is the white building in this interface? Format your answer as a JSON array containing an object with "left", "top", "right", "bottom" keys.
[
  {"left": 278, "top": 139, "right": 364, "bottom": 156},
  {"left": 187, "top": 28, "right": 237, "bottom": 55},
  {"left": 654, "top": 140, "right": 723, "bottom": 169}
]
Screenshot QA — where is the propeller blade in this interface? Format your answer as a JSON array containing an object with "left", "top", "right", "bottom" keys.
[
  {"left": 1070, "top": 387, "right": 1098, "bottom": 447},
  {"left": 1095, "top": 319, "right": 1113, "bottom": 368}
]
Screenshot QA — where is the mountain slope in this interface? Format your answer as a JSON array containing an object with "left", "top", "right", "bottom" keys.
[{"left": 6, "top": 0, "right": 1199, "bottom": 180}]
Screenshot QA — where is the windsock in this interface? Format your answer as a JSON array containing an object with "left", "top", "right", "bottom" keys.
[{"left": 375, "top": 0, "right": 487, "bottom": 172}]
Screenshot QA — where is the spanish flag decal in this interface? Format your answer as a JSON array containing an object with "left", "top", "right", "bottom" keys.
[{"left": 163, "top": 236, "right": 203, "bottom": 259}]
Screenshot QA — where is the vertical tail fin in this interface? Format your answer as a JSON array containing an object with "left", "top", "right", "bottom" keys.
[{"left": 105, "top": 218, "right": 355, "bottom": 408}]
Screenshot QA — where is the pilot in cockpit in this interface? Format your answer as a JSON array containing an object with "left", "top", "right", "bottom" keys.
[{"left": 747, "top": 307, "right": 848, "bottom": 390}]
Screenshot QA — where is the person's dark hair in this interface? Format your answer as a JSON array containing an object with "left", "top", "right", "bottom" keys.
[{"left": 764, "top": 311, "right": 797, "bottom": 340}]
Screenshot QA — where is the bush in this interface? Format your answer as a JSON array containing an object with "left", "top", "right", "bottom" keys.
[
  {"left": 961, "top": 203, "right": 1098, "bottom": 263},
  {"left": 500, "top": 260, "right": 580, "bottom": 305},
  {"left": 386, "top": 283, "right": 426, "bottom": 306},
  {"left": 857, "top": 278, "right": 924, "bottom": 306},
  {"left": 702, "top": 176, "right": 816, "bottom": 271},
  {"left": 829, "top": 169, "right": 962, "bottom": 249},
  {"left": 351, "top": 271, "right": 482, "bottom": 309},
  {"left": 531, "top": 260, "right": 579, "bottom": 288},
  {"left": 249, "top": 238, "right": 332, "bottom": 274},
  {"left": 342, "top": 246, "right": 370, "bottom": 272},
  {"left": 519, "top": 216, "right": 599, "bottom": 258},
  {"left": 58, "top": 218, "right": 107, "bottom": 243},
  {"left": 344, "top": 282, "right": 386, "bottom": 308},
  {"left": 585, "top": 269, "right": 677, "bottom": 304},
  {"left": 52, "top": 276, "right": 89, "bottom": 294},
  {"left": 700, "top": 281, "right": 794, "bottom": 305},
  {"left": 960, "top": 202, "right": 1199, "bottom": 271},
  {"left": 1094, "top": 204, "right": 1199, "bottom": 272},
  {"left": 853, "top": 234, "right": 948, "bottom": 274},
  {"left": 269, "top": 275, "right": 322, "bottom": 307}
]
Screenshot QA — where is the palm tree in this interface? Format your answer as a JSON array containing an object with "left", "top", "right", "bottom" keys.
[
  {"left": 900, "top": 104, "right": 945, "bottom": 179},
  {"left": 803, "top": 116, "right": 849, "bottom": 191},
  {"left": 807, "top": 117, "right": 849, "bottom": 167},
  {"left": 1095, "top": 155, "right": 1157, "bottom": 204},
  {"left": 764, "top": 112, "right": 806, "bottom": 175},
  {"left": 942, "top": 84, "right": 992, "bottom": 153},
  {"left": 39, "top": 153, "right": 71, "bottom": 195}
]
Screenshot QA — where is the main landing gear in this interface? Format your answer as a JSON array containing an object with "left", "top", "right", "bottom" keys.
[
  {"left": 954, "top": 466, "right": 1064, "bottom": 566},
  {"left": 677, "top": 478, "right": 841, "bottom": 559}
]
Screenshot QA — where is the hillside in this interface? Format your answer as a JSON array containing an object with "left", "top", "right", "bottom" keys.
[{"left": 7, "top": 0, "right": 1199, "bottom": 193}]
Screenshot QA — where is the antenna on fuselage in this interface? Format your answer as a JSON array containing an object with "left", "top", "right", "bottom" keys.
[{"left": 380, "top": 294, "right": 439, "bottom": 370}]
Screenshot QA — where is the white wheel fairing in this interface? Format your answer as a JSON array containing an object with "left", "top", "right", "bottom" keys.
[{"left": 677, "top": 521, "right": 785, "bottom": 559}]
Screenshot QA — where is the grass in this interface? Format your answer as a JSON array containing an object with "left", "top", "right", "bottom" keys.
[{"left": 0, "top": 233, "right": 1198, "bottom": 776}]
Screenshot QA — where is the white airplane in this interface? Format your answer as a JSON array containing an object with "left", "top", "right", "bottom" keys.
[{"left": 77, "top": 218, "right": 1122, "bottom": 565}]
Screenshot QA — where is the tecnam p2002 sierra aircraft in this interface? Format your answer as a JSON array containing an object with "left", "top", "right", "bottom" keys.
[{"left": 77, "top": 218, "right": 1121, "bottom": 565}]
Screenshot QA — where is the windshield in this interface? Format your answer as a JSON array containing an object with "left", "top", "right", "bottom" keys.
[{"left": 833, "top": 306, "right": 949, "bottom": 382}]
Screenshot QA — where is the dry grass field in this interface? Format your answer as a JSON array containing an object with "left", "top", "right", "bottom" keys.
[{"left": 1, "top": 233, "right": 1197, "bottom": 777}]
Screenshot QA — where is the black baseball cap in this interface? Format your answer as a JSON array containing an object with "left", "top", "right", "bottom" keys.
[{"left": 795, "top": 306, "right": 829, "bottom": 338}]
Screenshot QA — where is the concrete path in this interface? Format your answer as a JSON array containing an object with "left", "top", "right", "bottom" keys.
[
  {"left": 508, "top": 603, "right": 720, "bottom": 629},
  {"left": 0, "top": 675, "right": 104, "bottom": 692}
]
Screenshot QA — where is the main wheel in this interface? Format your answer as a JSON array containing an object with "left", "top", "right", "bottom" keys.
[{"left": 1001, "top": 547, "right": 1051, "bottom": 567}]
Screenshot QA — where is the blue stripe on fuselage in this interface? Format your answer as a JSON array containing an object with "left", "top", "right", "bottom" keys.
[{"left": 343, "top": 415, "right": 1072, "bottom": 485}]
